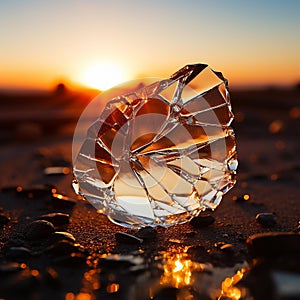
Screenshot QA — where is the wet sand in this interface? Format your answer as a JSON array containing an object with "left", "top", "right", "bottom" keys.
[{"left": 0, "top": 87, "right": 299, "bottom": 299}]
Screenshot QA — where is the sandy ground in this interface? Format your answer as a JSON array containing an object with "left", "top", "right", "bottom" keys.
[{"left": 0, "top": 87, "right": 299, "bottom": 299}]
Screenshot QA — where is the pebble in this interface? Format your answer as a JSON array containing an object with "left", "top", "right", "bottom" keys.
[
  {"left": 153, "top": 287, "right": 179, "bottom": 300},
  {"left": 51, "top": 193, "right": 76, "bottom": 208},
  {"left": 115, "top": 232, "right": 143, "bottom": 245},
  {"left": 6, "top": 246, "right": 32, "bottom": 259},
  {"left": 135, "top": 226, "right": 157, "bottom": 240},
  {"left": 44, "top": 166, "right": 70, "bottom": 176},
  {"left": 185, "top": 231, "right": 196, "bottom": 237},
  {"left": 16, "top": 185, "right": 54, "bottom": 199},
  {"left": 50, "top": 231, "right": 76, "bottom": 243},
  {"left": 0, "top": 262, "right": 26, "bottom": 273},
  {"left": 186, "top": 245, "right": 210, "bottom": 262},
  {"left": 99, "top": 254, "right": 143, "bottom": 268},
  {"left": 52, "top": 252, "right": 86, "bottom": 267},
  {"left": 294, "top": 221, "right": 300, "bottom": 233},
  {"left": 189, "top": 215, "right": 215, "bottom": 228},
  {"left": 38, "top": 213, "right": 70, "bottom": 226},
  {"left": 47, "top": 240, "right": 85, "bottom": 256},
  {"left": 0, "top": 214, "right": 10, "bottom": 225},
  {"left": 256, "top": 213, "right": 276, "bottom": 227},
  {"left": 0, "top": 269, "right": 39, "bottom": 295},
  {"left": 247, "top": 232, "right": 300, "bottom": 258},
  {"left": 25, "top": 220, "right": 55, "bottom": 240},
  {"left": 214, "top": 241, "right": 226, "bottom": 249},
  {"left": 220, "top": 244, "right": 235, "bottom": 255}
]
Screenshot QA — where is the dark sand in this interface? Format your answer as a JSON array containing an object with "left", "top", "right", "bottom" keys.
[{"left": 0, "top": 87, "right": 299, "bottom": 299}]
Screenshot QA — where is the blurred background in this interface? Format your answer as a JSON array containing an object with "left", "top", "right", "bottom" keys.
[
  {"left": 0, "top": 2, "right": 300, "bottom": 299},
  {"left": 1, "top": 0, "right": 299, "bottom": 92}
]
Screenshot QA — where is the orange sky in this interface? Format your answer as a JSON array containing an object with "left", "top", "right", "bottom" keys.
[{"left": 1, "top": 0, "right": 299, "bottom": 90}]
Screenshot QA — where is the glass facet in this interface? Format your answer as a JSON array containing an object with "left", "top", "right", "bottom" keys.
[{"left": 73, "top": 64, "right": 238, "bottom": 228}]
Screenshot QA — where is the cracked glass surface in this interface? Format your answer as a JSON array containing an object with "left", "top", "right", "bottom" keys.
[{"left": 73, "top": 63, "right": 238, "bottom": 228}]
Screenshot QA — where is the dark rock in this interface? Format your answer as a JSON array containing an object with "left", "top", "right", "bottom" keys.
[
  {"left": 51, "top": 193, "right": 76, "bottom": 208},
  {"left": 50, "top": 231, "right": 76, "bottom": 243},
  {"left": 190, "top": 215, "right": 215, "bottom": 228},
  {"left": 3, "top": 239, "right": 25, "bottom": 251},
  {"left": 0, "top": 269, "right": 39, "bottom": 295},
  {"left": 47, "top": 240, "right": 85, "bottom": 256},
  {"left": 38, "top": 213, "right": 69, "bottom": 226},
  {"left": 135, "top": 226, "right": 157, "bottom": 240},
  {"left": 1, "top": 185, "right": 22, "bottom": 193},
  {"left": 6, "top": 246, "right": 32, "bottom": 259},
  {"left": 99, "top": 254, "right": 142, "bottom": 268},
  {"left": 44, "top": 166, "right": 70, "bottom": 176},
  {"left": 115, "top": 232, "right": 143, "bottom": 245},
  {"left": 25, "top": 220, "right": 55, "bottom": 240},
  {"left": 0, "top": 214, "right": 10, "bottom": 225},
  {"left": 293, "top": 221, "right": 300, "bottom": 233},
  {"left": 232, "top": 194, "right": 250, "bottom": 202},
  {"left": 52, "top": 252, "right": 86, "bottom": 267},
  {"left": 153, "top": 287, "right": 179, "bottom": 300},
  {"left": 220, "top": 244, "right": 235, "bottom": 255},
  {"left": 255, "top": 213, "right": 276, "bottom": 227},
  {"left": 185, "top": 231, "right": 196, "bottom": 237},
  {"left": 247, "top": 232, "right": 300, "bottom": 258},
  {"left": 214, "top": 242, "right": 226, "bottom": 249},
  {"left": 16, "top": 185, "right": 54, "bottom": 199},
  {"left": 186, "top": 245, "right": 210, "bottom": 262},
  {"left": 0, "top": 262, "right": 26, "bottom": 273}
]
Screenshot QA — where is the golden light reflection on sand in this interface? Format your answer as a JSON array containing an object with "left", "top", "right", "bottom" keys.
[
  {"left": 159, "top": 250, "right": 205, "bottom": 289},
  {"left": 218, "top": 267, "right": 248, "bottom": 300}
]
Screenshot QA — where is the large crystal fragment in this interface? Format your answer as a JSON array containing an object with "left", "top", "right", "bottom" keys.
[{"left": 73, "top": 64, "right": 238, "bottom": 228}]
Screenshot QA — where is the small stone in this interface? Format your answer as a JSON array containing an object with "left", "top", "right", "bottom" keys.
[
  {"left": 247, "top": 232, "right": 300, "bottom": 258},
  {"left": 0, "top": 269, "right": 39, "bottom": 295},
  {"left": 292, "top": 221, "right": 300, "bottom": 233},
  {"left": 38, "top": 213, "right": 70, "bottom": 226},
  {"left": 115, "top": 232, "right": 143, "bottom": 245},
  {"left": 214, "top": 242, "right": 226, "bottom": 249},
  {"left": 47, "top": 241, "right": 85, "bottom": 256},
  {"left": 0, "top": 262, "right": 26, "bottom": 273},
  {"left": 190, "top": 215, "right": 215, "bottom": 228},
  {"left": 1, "top": 186, "right": 21, "bottom": 193},
  {"left": 51, "top": 231, "right": 76, "bottom": 243},
  {"left": 185, "top": 231, "right": 196, "bottom": 237},
  {"left": 16, "top": 185, "right": 54, "bottom": 199},
  {"left": 44, "top": 166, "right": 70, "bottom": 176},
  {"left": 51, "top": 193, "right": 76, "bottom": 208},
  {"left": 0, "top": 214, "right": 10, "bottom": 225},
  {"left": 135, "top": 226, "right": 157, "bottom": 240},
  {"left": 52, "top": 252, "right": 86, "bottom": 267},
  {"left": 6, "top": 247, "right": 32, "bottom": 259},
  {"left": 186, "top": 245, "right": 209, "bottom": 261},
  {"left": 25, "top": 220, "right": 55, "bottom": 241},
  {"left": 153, "top": 287, "right": 179, "bottom": 300},
  {"left": 256, "top": 213, "right": 276, "bottom": 227},
  {"left": 220, "top": 244, "right": 235, "bottom": 255}
]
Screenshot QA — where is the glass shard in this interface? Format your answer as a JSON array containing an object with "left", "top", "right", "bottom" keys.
[{"left": 73, "top": 63, "right": 238, "bottom": 228}]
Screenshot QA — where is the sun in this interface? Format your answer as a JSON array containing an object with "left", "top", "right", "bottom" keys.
[{"left": 79, "top": 62, "right": 126, "bottom": 91}]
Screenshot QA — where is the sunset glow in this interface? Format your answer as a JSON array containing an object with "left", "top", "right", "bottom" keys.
[
  {"left": 78, "top": 62, "right": 126, "bottom": 91},
  {"left": 0, "top": 1, "right": 299, "bottom": 90}
]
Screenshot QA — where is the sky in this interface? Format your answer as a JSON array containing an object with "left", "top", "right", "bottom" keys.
[{"left": 0, "top": 0, "right": 300, "bottom": 90}]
